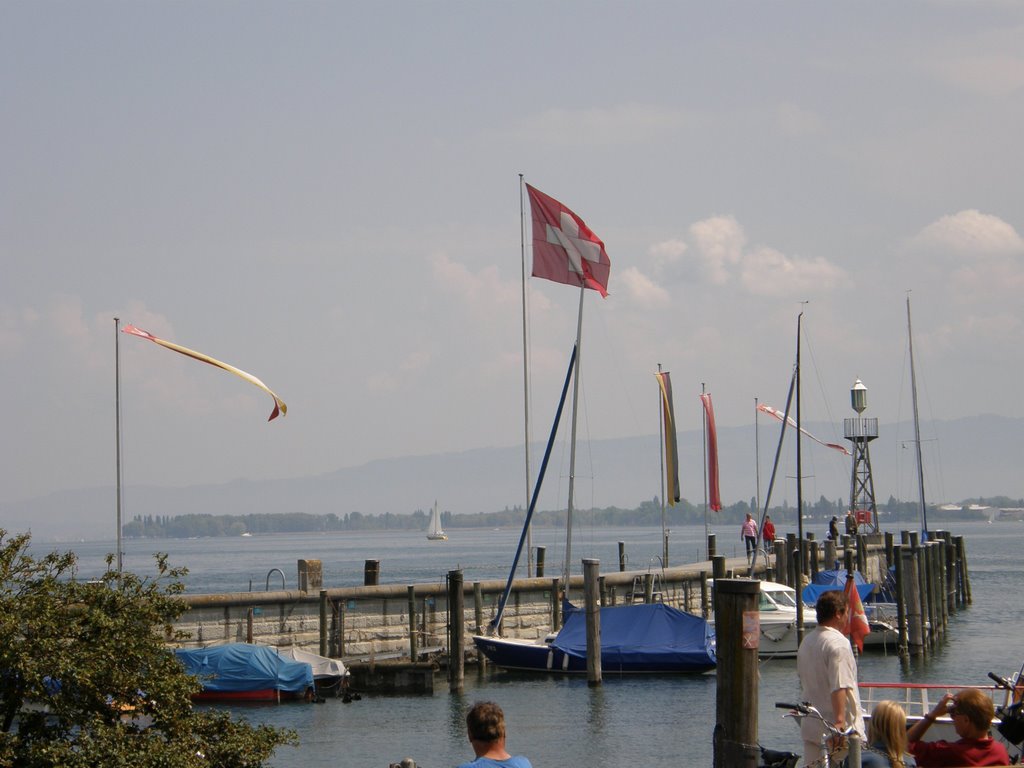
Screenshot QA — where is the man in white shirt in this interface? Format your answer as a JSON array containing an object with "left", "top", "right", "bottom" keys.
[{"left": 796, "top": 590, "right": 866, "bottom": 766}]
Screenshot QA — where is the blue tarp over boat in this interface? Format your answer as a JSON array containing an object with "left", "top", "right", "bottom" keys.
[
  {"left": 802, "top": 569, "right": 874, "bottom": 605},
  {"left": 554, "top": 602, "right": 716, "bottom": 672},
  {"left": 174, "top": 644, "right": 313, "bottom": 699}
]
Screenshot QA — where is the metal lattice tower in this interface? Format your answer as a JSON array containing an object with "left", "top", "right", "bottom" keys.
[{"left": 844, "top": 378, "right": 879, "bottom": 532}]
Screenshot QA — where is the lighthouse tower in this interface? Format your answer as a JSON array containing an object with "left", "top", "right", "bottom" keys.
[{"left": 844, "top": 378, "right": 879, "bottom": 532}]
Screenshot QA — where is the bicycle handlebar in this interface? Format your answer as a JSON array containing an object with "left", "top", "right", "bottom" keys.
[
  {"left": 775, "top": 701, "right": 857, "bottom": 738},
  {"left": 989, "top": 671, "right": 1015, "bottom": 690}
]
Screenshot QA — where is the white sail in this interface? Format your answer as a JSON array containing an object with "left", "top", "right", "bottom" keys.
[{"left": 427, "top": 500, "right": 447, "bottom": 541}]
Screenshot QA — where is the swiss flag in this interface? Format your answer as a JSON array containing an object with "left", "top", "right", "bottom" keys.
[
  {"left": 844, "top": 573, "right": 871, "bottom": 652},
  {"left": 526, "top": 184, "right": 611, "bottom": 297}
]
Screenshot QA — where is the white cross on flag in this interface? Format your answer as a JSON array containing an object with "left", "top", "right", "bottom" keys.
[{"left": 526, "top": 184, "right": 611, "bottom": 297}]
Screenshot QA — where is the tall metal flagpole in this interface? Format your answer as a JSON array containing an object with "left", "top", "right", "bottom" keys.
[
  {"left": 796, "top": 310, "right": 804, "bottom": 547},
  {"left": 907, "top": 294, "right": 929, "bottom": 537},
  {"left": 114, "top": 316, "right": 123, "bottom": 573},
  {"left": 562, "top": 282, "right": 586, "bottom": 590},
  {"left": 519, "top": 174, "right": 533, "bottom": 576}
]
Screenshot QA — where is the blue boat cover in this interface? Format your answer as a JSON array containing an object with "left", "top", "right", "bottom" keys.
[
  {"left": 554, "top": 602, "right": 716, "bottom": 669},
  {"left": 802, "top": 569, "right": 874, "bottom": 605},
  {"left": 174, "top": 644, "right": 314, "bottom": 694}
]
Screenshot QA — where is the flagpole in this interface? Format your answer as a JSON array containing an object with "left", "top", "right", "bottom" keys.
[
  {"left": 562, "top": 281, "right": 585, "bottom": 594},
  {"left": 114, "top": 316, "right": 123, "bottom": 573},
  {"left": 519, "top": 174, "right": 533, "bottom": 577}
]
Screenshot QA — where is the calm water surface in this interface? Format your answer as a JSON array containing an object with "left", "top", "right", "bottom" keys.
[{"left": 48, "top": 521, "right": 1024, "bottom": 767}]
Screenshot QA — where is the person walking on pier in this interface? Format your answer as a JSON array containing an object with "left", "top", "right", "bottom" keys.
[
  {"left": 458, "top": 701, "right": 532, "bottom": 768},
  {"left": 906, "top": 689, "right": 1009, "bottom": 766},
  {"left": 828, "top": 516, "right": 840, "bottom": 541},
  {"left": 797, "top": 590, "right": 866, "bottom": 767},
  {"left": 741, "top": 512, "right": 758, "bottom": 565},
  {"left": 761, "top": 515, "right": 776, "bottom": 548}
]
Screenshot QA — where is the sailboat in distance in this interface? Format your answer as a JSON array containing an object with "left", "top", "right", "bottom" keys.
[{"left": 426, "top": 500, "right": 447, "bottom": 541}]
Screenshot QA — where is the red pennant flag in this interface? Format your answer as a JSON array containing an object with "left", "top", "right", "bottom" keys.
[
  {"left": 700, "top": 392, "right": 722, "bottom": 511},
  {"left": 526, "top": 184, "right": 611, "bottom": 297},
  {"left": 844, "top": 572, "right": 871, "bottom": 652},
  {"left": 655, "top": 372, "right": 681, "bottom": 506}
]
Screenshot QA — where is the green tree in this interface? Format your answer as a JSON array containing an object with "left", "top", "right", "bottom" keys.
[{"left": 0, "top": 529, "right": 295, "bottom": 767}]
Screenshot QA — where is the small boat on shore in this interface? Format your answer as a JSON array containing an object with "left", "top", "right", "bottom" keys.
[
  {"left": 473, "top": 601, "right": 716, "bottom": 674},
  {"left": 174, "top": 643, "right": 314, "bottom": 702}
]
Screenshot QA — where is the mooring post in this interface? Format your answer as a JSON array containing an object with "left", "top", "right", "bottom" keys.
[
  {"left": 407, "top": 585, "right": 418, "bottom": 661},
  {"left": 700, "top": 570, "right": 709, "bottom": 618},
  {"left": 957, "top": 536, "right": 972, "bottom": 604},
  {"left": 473, "top": 582, "right": 484, "bottom": 634},
  {"left": 893, "top": 544, "right": 908, "bottom": 658},
  {"left": 940, "top": 532, "right": 956, "bottom": 616},
  {"left": 903, "top": 535, "right": 925, "bottom": 655},
  {"left": 643, "top": 572, "right": 654, "bottom": 604},
  {"left": 785, "top": 533, "right": 798, "bottom": 586},
  {"left": 583, "top": 558, "right": 601, "bottom": 686},
  {"left": 824, "top": 539, "right": 837, "bottom": 572},
  {"left": 618, "top": 541, "right": 626, "bottom": 571},
  {"left": 808, "top": 539, "right": 820, "bottom": 581},
  {"left": 707, "top": 534, "right": 716, "bottom": 559},
  {"left": 793, "top": 547, "right": 805, "bottom": 645},
  {"left": 598, "top": 575, "right": 607, "bottom": 607},
  {"left": 319, "top": 589, "right": 328, "bottom": 657},
  {"left": 551, "top": 578, "right": 561, "bottom": 628},
  {"left": 364, "top": 559, "right": 380, "bottom": 586},
  {"left": 337, "top": 599, "right": 346, "bottom": 657},
  {"left": 774, "top": 539, "right": 787, "bottom": 584},
  {"left": 447, "top": 569, "right": 464, "bottom": 693},
  {"left": 536, "top": 546, "right": 546, "bottom": 578},
  {"left": 713, "top": 578, "right": 760, "bottom": 768},
  {"left": 856, "top": 533, "right": 867, "bottom": 575}
]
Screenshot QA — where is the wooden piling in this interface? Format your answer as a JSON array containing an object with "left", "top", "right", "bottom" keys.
[
  {"left": 700, "top": 570, "right": 709, "bottom": 618},
  {"left": 774, "top": 539, "right": 787, "bottom": 585},
  {"left": 713, "top": 578, "right": 760, "bottom": 768},
  {"left": 643, "top": 572, "right": 654, "bottom": 603},
  {"left": 551, "top": 578, "right": 561, "bottom": 628},
  {"left": 618, "top": 541, "right": 626, "bottom": 571},
  {"left": 707, "top": 534, "right": 717, "bottom": 559},
  {"left": 824, "top": 539, "right": 837, "bottom": 572},
  {"left": 364, "top": 559, "right": 380, "bottom": 586},
  {"left": 407, "top": 585, "right": 418, "bottom": 661},
  {"left": 583, "top": 559, "right": 601, "bottom": 686},
  {"left": 319, "top": 589, "right": 328, "bottom": 657},
  {"left": 856, "top": 533, "right": 867, "bottom": 575},
  {"left": 957, "top": 536, "right": 972, "bottom": 604},
  {"left": 808, "top": 539, "right": 820, "bottom": 581},
  {"left": 473, "top": 582, "right": 483, "bottom": 634},
  {"left": 447, "top": 570, "right": 464, "bottom": 693},
  {"left": 902, "top": 540, "right": 925, "bottom": 655},
  {"left": 536, "top": 546, "right": 545, "bottom": 578},
  {"left": 793, "top": 547, "right": 805, "bottom": 645},
  {"left": 337, "top": 599, "right": 346, "bottom": 657},
  {"left": 893, "top": 544, "right": 908, "bottom": 658}
]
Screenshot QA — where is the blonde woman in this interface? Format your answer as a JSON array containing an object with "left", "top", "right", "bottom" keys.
[{"left": 862, "top": 700, "right": 917, "bottom": 767}]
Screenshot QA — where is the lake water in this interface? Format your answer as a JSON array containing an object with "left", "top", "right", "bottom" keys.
[{"left": 49, "top": 520, "right": 1024, "bottom": 767}]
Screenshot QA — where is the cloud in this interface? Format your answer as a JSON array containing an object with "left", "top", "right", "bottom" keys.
[
  {"left": 688, "top": 215, "right": 746, "bottom": 285},
  {"left": 511, "top": 103, "right": 698, "bottom": 147},
  {"left": 774, "top": 102, "right": 824, "bottom": 138},
  {"left": 430, "top": 251, "right": 525, "bottom": 310},
  {"left": 618, "top": 266, "right": 670, "bottom": 307},
  {"left": 739, "top": 247, "right": 846, "bottom": 298},
  {"left": 646, "top": 215, "right": 844, "bottom": 298},
  {"left": 907, "top": 210, "right": 1024, "bottom": 258},
  {"left": 927, "top": 50, "right": 1024, "bottom": 97}
]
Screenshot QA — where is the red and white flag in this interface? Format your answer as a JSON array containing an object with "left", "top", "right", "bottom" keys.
[
  {"left": 700, "top": 392, "right": 722, "bottom": 511},
  {"left": 526, "top": 184, "right": 611, "bottom": 297},
  {"left": 756, "top": 403, "right": 850, "bottom": 456},
  {"left": 844, "top": 573, "right": 871, "bottom": 652}
]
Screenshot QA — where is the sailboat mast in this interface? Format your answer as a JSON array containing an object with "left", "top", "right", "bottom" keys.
[
  {"left": 519, "top": 175, "right": 533, "bottom": 576},
  {"left": 658, "top": 363, "right": 667, "bottom": 564},
  {"left": 562, "top": 282, "right": 586, "bottom": 588},
  {"left": 114, "top": 316, "right": 123, "bottom": 573},
  {"left": 702, "top": 381, "right": 708, "bottom": 558},
  {"left": 907, "top": 296, "right": 929, "bottom": 535},
  {"left": 796, "top": 312, "right": 804, "bottom": 545}
]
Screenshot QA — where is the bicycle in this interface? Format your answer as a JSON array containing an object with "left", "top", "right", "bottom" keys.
[{"left": 770, "top": 701, "right": 862, "bottom": 768}]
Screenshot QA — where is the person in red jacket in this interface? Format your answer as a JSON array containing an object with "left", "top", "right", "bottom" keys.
[
  {"left": 907, "top": 688, "right": 1009, "bottom": 766},
  {"left": 761, "top": 515, "right": 776, "bottom": 548}
]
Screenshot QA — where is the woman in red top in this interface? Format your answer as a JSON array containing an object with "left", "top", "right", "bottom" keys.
[{"left": 761, "top": 515, "right": 776, "bottom": 546}]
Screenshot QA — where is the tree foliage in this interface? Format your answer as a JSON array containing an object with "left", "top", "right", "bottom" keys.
[{"left": 0, "top": 529, "right": 295, "bottom": 767}]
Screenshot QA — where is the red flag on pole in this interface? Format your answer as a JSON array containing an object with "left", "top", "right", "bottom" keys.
[
  {"left": 700, "top": 392, "right": 722, "bottom": 511},
  {"left": 844, "top": 572, "right": 871, "bottom": 652},
  {"left": 526, "top": 184, "right": 611, "bottom": 297},
  {"left": 655, "top": 371, "right": 681, "bottom": 506}
]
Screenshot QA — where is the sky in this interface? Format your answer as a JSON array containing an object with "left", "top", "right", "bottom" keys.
[{"left": 2, "top": 1, "right": 1023, "bottom": 516}]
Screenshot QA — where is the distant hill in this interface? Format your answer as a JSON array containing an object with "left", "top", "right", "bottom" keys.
[{"left": 3, "top": 414, "right": 1021, "bottom": 541}]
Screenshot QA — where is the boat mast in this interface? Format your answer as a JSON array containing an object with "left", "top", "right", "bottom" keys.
[
  {"left": 518, "top": 174, "right": 533, "bottom": 576},
  {"left": 795, "top": 310, "right": 805, "bottom": 645},
  {"left": 658, "top": 363, "right": 667, "bottom": 565},
  {"left": 562, "top": 282, "right": 586, "bottom": 589},
  {"left": 701, "top": 381, "right": 709, "bottom": 558},
  {"left": 114, "top": 316, "right": 123, "bottom": 573},
  {"left": 907, "top": 295, "right": 929, "bottom": 536}
]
